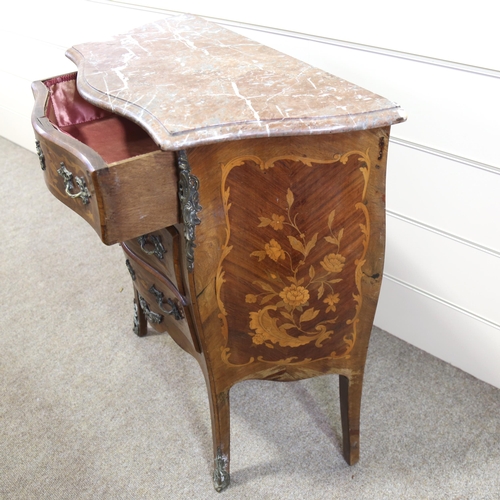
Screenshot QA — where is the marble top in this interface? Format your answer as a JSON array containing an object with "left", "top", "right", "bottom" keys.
[{"left": 67, "top": 14, "right": 406, "bottom": 151}]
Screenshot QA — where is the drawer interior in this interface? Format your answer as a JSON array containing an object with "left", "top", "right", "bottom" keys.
[{"left": 43, "top": 73, "right": 159, "bottom": 164}]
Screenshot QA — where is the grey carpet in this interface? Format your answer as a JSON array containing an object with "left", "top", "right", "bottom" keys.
[{"left": 1, "top": 135, "right": 499, "bottom": 499}]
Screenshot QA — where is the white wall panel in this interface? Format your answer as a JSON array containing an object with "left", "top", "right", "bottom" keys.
[
  {"left": 0, "top": 72, "right": 36, "bottom": 118},
  {"left": 375, "top": 277, "right": 500, "bottom": 388},
  {"left": 0, "top": 107, "right": 34, "bottom": 151},
  {"left": 387, "top": 143, "right": 500, "bottom": 252},
  {"left": 0, "top": 68, "right": 43, "bottom": 150},
  {"left": 113, "top": 0, "right": 499, "bottom": 70},
  {"left": 385, "top": 216, "right": 500, "bottom": 326},
  {"left": 0, "top": 1, "right": 164, "bottom": 47},
  {"left": 0, "top": 33, "right": 74, "bottom": 82}
]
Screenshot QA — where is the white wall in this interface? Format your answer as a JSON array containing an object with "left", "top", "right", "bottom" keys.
[{"left": 2, "top": 0, "right": 499, "bottom": 387}]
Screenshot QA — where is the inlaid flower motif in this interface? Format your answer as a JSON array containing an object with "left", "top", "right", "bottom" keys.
[
  {"left": 324, "top": 293, "right": 340, "bottom": 313},
  {"left": 248, "top": 189, "right": 346, "bottom": 349},
  {"left": 270, "top": 214, "right": 285, "bottom": 230},
  {"left": 279, "top": 284, "right": 310, "bottom": 308},
  {"left": 245, "top": 294, "right": 257, "bottom": 303},
  {"left": 265, "top": 239, "right": 285, "bottom": 262},
  {"left": 250, "top": 330, "right": 266, "bottom": 345},
  {"left": 321, "top": 253, "right": 346, "bottom": 274}
]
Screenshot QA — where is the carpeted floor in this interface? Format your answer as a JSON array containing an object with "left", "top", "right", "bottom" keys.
[{"left": 1, "top": 135, "right": 499, "bottom": 499}]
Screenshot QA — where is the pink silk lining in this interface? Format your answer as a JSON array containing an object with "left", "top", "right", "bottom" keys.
[
  {"left": 45, "top": 73, "right": 111, "bottom": 128},
  {"left": 44, "top": 73, "right": 158, "bottom": 164}
]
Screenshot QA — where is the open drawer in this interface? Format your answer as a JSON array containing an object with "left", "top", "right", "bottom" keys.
[{"left": 31, "top": 72, "right": 180, "bottom": 245}]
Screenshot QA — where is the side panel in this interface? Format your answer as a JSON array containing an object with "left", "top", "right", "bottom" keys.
[{"left": 187, "top": 130, "right": 389, "bottom": 389}]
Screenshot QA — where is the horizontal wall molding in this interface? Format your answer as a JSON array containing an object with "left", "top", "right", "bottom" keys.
[
  {"left": 222, "top": 22, "right": 500, "bottom": 80},
  {"left": 390, "top": 137, "right": 500, "bottom": 176},
  {"left": 386, "top": 210, "right": 500, "bottom": 259},
  {"left": 375, "top": 274, "right": 500, "bottom": 388},
  {"left": 1, "top": 28, "right": 68, "bottom": 50},
  {"left": 102, "top": 1, "right": 500, "bottom": 79},
  {"left": 383, "top": 273, "right": 500, "bottom": 332}
]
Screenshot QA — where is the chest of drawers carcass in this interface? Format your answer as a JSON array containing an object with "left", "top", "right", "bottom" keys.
[{"left": 31, "top": 14, "right": 406, "bottom": 492}]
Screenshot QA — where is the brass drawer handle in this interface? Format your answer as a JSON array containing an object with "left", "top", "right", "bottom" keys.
[
  {"left": 138, "top": 234, "right": 166, "bottom": 260},
  {"left": 57, "top": 162, "right": 91, "bottom": 205},
  {"left": 35, "top": 140, "right": 46, "bottom": 170},
  {"left": 138, "top": 294, "right": 163, "bottom": 324},
  {"left": 149, "top": 285, "right": 183, "bottom": 321}
]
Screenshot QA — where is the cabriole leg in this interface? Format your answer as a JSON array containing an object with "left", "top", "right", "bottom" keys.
[
  {"left": 339, "top": 373, "right": 364, "bottom": 465},
  {"left": 207, "top": 387, "right": 231, "bottom": 492}
]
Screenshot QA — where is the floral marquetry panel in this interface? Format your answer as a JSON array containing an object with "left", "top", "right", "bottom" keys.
[{"left": 216, "top": 147, "right": 372, "bottom": 367}]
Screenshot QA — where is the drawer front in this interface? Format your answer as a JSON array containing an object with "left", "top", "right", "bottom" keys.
[
  {"left": 35, "top": 132, "right": 102, "bottom": 235},
  {"left": 122, "top": 228, "right": 183, "bottom": 290},
  {"left": 133, "top": 262, "right": 186, "bottom": 332},
  {"left": 32, "top": 76, "right": 180, "bottom": 245},
  {"left": 122, "top": 244, "right": 195, "bottom": 346}
]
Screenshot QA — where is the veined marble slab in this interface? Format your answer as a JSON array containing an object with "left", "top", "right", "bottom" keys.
[{"left": 67, "top": 14, "right": 406, "bottom": 151}]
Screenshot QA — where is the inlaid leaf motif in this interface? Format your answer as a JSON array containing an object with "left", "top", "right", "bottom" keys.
[
  {"left": 261, "top": 293, "right": 277, "bottom": 305},
  {"left": 326, "top": 211, "right": 343, "bottom": 250},
  {"left": 304, "top": 233, "right": 318, "bottom": 257},
  {"left": 323, "top": 319, "right": 338, "bottom": 325},
  {"left": 328, "top": 209, "right": 336, "bottom": 228},
  {"left": 280, "top": 310, "right": 294, "bottom": 321},
  {"left": 288, "top": 235, "right": 306, "bottom": 255},
  {"left": 250, "top": 250, "right": 267, "bottom": 261},
  {"left": 300, "top": 308, "right": 320, "bottom": 323},
  {"left": 309, "top": 265, "right": 315, "bottom": 279},
  {"left": 254, "top": 280, "right": 277, "bottom": 293}
]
